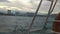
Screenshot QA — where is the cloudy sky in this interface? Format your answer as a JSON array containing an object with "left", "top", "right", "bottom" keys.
[{"left": 0, "top": 0, "right": 60, "bottom": 14}]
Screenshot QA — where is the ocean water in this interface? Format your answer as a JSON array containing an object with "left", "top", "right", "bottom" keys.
[{"left": 0, "top": 15, "right": 55, "bottom": 34}]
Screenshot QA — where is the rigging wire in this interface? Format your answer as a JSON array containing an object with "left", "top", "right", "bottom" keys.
[
  {"left": 42, "top": 0, "right": 58, "bottom": 33},
  {"left": 26, "top": 0, "right": 58, "bottom": 34},
  {"left": 26, "top": 0, "right": 43, "bottom": 34},
  {"left": 42, "top": 0, "right": 54, "bottom": 30},
  {"left": 50, "top": 0, "right": 58, "bottom": 14}
]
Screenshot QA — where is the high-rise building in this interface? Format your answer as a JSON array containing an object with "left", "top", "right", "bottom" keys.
[{"left": 8, "top": 10, "right": 11, "bottom": 14}]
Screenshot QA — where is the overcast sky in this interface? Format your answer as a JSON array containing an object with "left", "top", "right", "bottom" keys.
[{"left": 0, "top": 0, "right": 60, "bottom": 14}]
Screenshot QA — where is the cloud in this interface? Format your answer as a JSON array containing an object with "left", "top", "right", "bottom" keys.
[
  {"left": 0, "top": 0, "right": 7, "bottom": 2},
  {"left": 0, "top": 0, "right": 9, "bottom": 2},
  {"left": 38, "top": 0, "right": 60, "bottom": 14},
  {"left": 0, "top": 0, "right": 34, "bottom": 12},
  {"left": 0, "top": 0, "right": 60, "bottom": 14}
]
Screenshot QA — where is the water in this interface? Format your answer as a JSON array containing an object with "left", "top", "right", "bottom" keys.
[{"left": 0, "top": 15, "right": 55, "bottom": 34}]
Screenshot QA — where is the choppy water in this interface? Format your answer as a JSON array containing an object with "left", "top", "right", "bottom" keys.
[{"left": 0, "top": 15, "right": 55, "bottom": 34}]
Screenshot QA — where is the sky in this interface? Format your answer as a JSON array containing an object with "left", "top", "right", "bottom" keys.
[{"left": 0, "top": 0, "right": 60, "bottom": 14}]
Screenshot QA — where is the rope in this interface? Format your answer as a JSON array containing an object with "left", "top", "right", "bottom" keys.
[{"left": 26, "top": 0, "right": 43, "bottom": 34}]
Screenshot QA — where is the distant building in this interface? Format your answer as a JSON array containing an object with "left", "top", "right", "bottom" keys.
[
  {"left": 15, "top": 12, "right": 20, "bottom": 15},
  {"left": 0, "top": 12, "right": 4, "bottom": 15},
  {"left": 8, "top": 10, "right": 11, "bottom": 14},
  {"left": 26, "top": 12, "right": 34, "bottom": 15},
  {"left": 25, "top": 12, "right": 34, "bottom": 16}
]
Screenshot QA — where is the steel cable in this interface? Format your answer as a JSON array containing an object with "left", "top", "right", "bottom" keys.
[
  {"left": 50, "top": 0, "right": 58, "bottom": 14},
  {"left": 40, "top": 0, "right": 58, "bottom": 34},
  {"left": 42, "top": 0, "right": 54, "bottom": 30}
]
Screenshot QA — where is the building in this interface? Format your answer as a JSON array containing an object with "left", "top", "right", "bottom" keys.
[
  {"left": 15, "top": 12, "right": 20, "bottom": 15},
  {"left": 8, "top": 10, "right": 11, "bottom": 14}
]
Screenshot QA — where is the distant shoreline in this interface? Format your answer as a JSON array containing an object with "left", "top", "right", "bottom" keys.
[{"left": 0, "top": 14, "right": 56, "bottom": 17}]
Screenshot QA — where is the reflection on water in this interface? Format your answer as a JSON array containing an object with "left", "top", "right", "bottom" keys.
[{"left": 0, "top": 15, "right": 55, "bottom": 34}]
